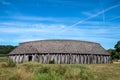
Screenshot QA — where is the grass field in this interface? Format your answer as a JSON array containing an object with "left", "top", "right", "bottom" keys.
[
  {"left": 0, "top": 60, "right": 120, "bottom": 80},
  {"left": 0, "top": 57, "right": 8, "bottom": 62}
]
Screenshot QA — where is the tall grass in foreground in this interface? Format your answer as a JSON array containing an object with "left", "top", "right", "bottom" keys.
[
  {"left": 0, "top": 62, "right": 95, "bottom": 80},
  {"left": 0, "top": 62, "right": 120, "bottom": 80},
  {"left": 19, "top": 62, "right": 94, "bottom": 80}
]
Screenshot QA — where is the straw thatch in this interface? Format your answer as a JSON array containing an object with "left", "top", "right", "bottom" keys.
[{"left": 9, "top": 40, "right": 109, "bottom": 55}]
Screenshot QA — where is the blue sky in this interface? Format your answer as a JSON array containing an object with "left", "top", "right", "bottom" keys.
[{"left": 0, "top": 0, "right": 120, "bottom": 49}]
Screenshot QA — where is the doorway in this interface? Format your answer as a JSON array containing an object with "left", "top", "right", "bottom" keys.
[{"left": 28, "top": 55, "right": 32, "bottom": 61}]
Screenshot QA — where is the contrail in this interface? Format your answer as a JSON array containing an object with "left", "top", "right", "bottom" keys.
[
  {"left": 71, "top": 4, "right": 120, "bottom": 27},
  {"left": 110, "top": 16, "right": 120, "bottom": 21}
]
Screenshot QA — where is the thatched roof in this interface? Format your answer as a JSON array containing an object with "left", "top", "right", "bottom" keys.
[{"left": 9, "top": 40, "right": 110, "bottom": 55}]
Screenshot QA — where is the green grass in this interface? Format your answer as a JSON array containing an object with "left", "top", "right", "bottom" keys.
[
  {"left": 0, "top": 61, "right": 120, "bottom": 80},
  {"left": 0, "top": 54, "right": 8, "bottom": 62},
  {"left": 0, "top": 57, "right": 8, "bottom": 62},
  {"left": 0, "top": 54, "right": 8, "bottom": 57}
]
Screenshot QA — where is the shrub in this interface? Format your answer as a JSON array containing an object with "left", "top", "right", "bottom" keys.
[{"left": 49, "top": 59, "right": 55, "bottom": 64}]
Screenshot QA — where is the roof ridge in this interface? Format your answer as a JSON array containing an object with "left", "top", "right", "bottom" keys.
[{"left": 20, "top": 39, "right": 99, "bottom": 44}]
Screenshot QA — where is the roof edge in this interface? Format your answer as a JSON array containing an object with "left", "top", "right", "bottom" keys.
[
  {"left": 8, "top": 53, "right": 110, "bottom": 55},
  {"left": 19, "top": 39, "right": 99, "bottom": 45}
]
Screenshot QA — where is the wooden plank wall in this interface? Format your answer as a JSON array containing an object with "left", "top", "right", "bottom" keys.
[{"left": 9, "top": 53, "right": 111, "bottom": 64}]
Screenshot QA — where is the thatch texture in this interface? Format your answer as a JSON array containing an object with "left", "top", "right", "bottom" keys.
[{"left": 9, "top": 40, "right": 109, "bottom": 55}]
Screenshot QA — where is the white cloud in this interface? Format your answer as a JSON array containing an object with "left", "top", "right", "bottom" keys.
[
  {"left": 0, "top": 21, "right": 119, "bottom": 49},
  {"left": 5, "top": 15, "right": 77, "bottom": 23},
  {"left": 0, "top": 23, "right": 67, "bottom": 33},
  {"left": 0, "top": 21, "right": 120, "bottom": 35},
  {"left": 12, "top": 16, "right": 59, "bottom": 22}
]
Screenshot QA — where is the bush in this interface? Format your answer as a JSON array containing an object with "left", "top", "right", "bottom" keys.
[{"left": 49, "top": 59, "right": 55, "bottom": 64}]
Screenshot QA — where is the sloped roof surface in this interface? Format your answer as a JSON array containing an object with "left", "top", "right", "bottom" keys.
[{"left": 9, "top": 40, "right": 110, "bottom": 55}]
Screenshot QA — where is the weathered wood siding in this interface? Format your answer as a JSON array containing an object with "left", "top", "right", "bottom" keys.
[{"left": 9, "top": 53, "right": 111, "bottom": 64}]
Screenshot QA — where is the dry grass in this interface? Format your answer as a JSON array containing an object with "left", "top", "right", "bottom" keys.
[
  {"left": 78, "top": 64, "right": 120, "bottom": 80},
  {"left": 0, "top": 62, "right": 120, "bottom": 80},
  {"left": 0, "top": 57, "right": 8, "bottom": 62}
]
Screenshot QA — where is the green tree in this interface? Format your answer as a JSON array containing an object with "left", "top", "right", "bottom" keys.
[
  {"left": 107, "top": 40, "right": 120, "bottom": 60},
  {"left": 115, "top": 41, "right": 120, "bottom": 52},
  {"left": 114, "top": 41, "right": 120, "bottom": 59},
  {"left": 0, "top": 45, "right": 16, "bottom": 54},
  {"left": 107, "top": 49, "right": 116, "bottom": 60}
]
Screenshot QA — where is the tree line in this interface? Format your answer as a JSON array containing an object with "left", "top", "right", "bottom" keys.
[
  {"left": 107, "top": 41, "right": 120, "bottom": 60},
  {"left": 0, "top": 45, "right": 17, "bottom": 56}
]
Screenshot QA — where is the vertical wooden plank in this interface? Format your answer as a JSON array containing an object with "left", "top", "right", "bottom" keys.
[
  {"left": 32, "top": 54, "right": 35, "bottom": 62},
  {"left": 39, "top": 54, "right": 42, "bottom": 63},
  {"left": 19, "top": 55, "right": 23, "bottom": 63},
  {"left": 76, "top": 54, "right": 79, "bottom": 64},
  {"left": 69, "top": 54, "right": 71, "bottom": 64},
  {"left": 15, "top": 55, "right": 19, "bottom": 63},
  {"left": 58, "top": 54, "right": 60, "bottom": 64},
  {"left": 84, "top": 55, "right": 87, "bottom": 64},
  {"left": 81, "top": 55, "right": 83, "bottom": 64},
  {"left": 79, "top": 55, "right": 81, "bottom": 64}
]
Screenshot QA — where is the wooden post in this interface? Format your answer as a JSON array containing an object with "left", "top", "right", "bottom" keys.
[
  {"left": 15, "top": 55, "right": 18, "bottom": 63},
  {"left": 23, "top": 55, "right": 28, "bottom": 62},
  {"left": 81, "top": 55, "right": 83, "bottom": 64},
  {"left": 65, "top": 54, "right": 67, "bottom": 64},
  {"left": 69, "top": 54, "right": 71, "bottom": 64},
  {"left": 32, "top": 54, "right": 35, "bottom": 62},
  {"left": 19, "top": 55, "right": 23, "bottom": 63}
]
